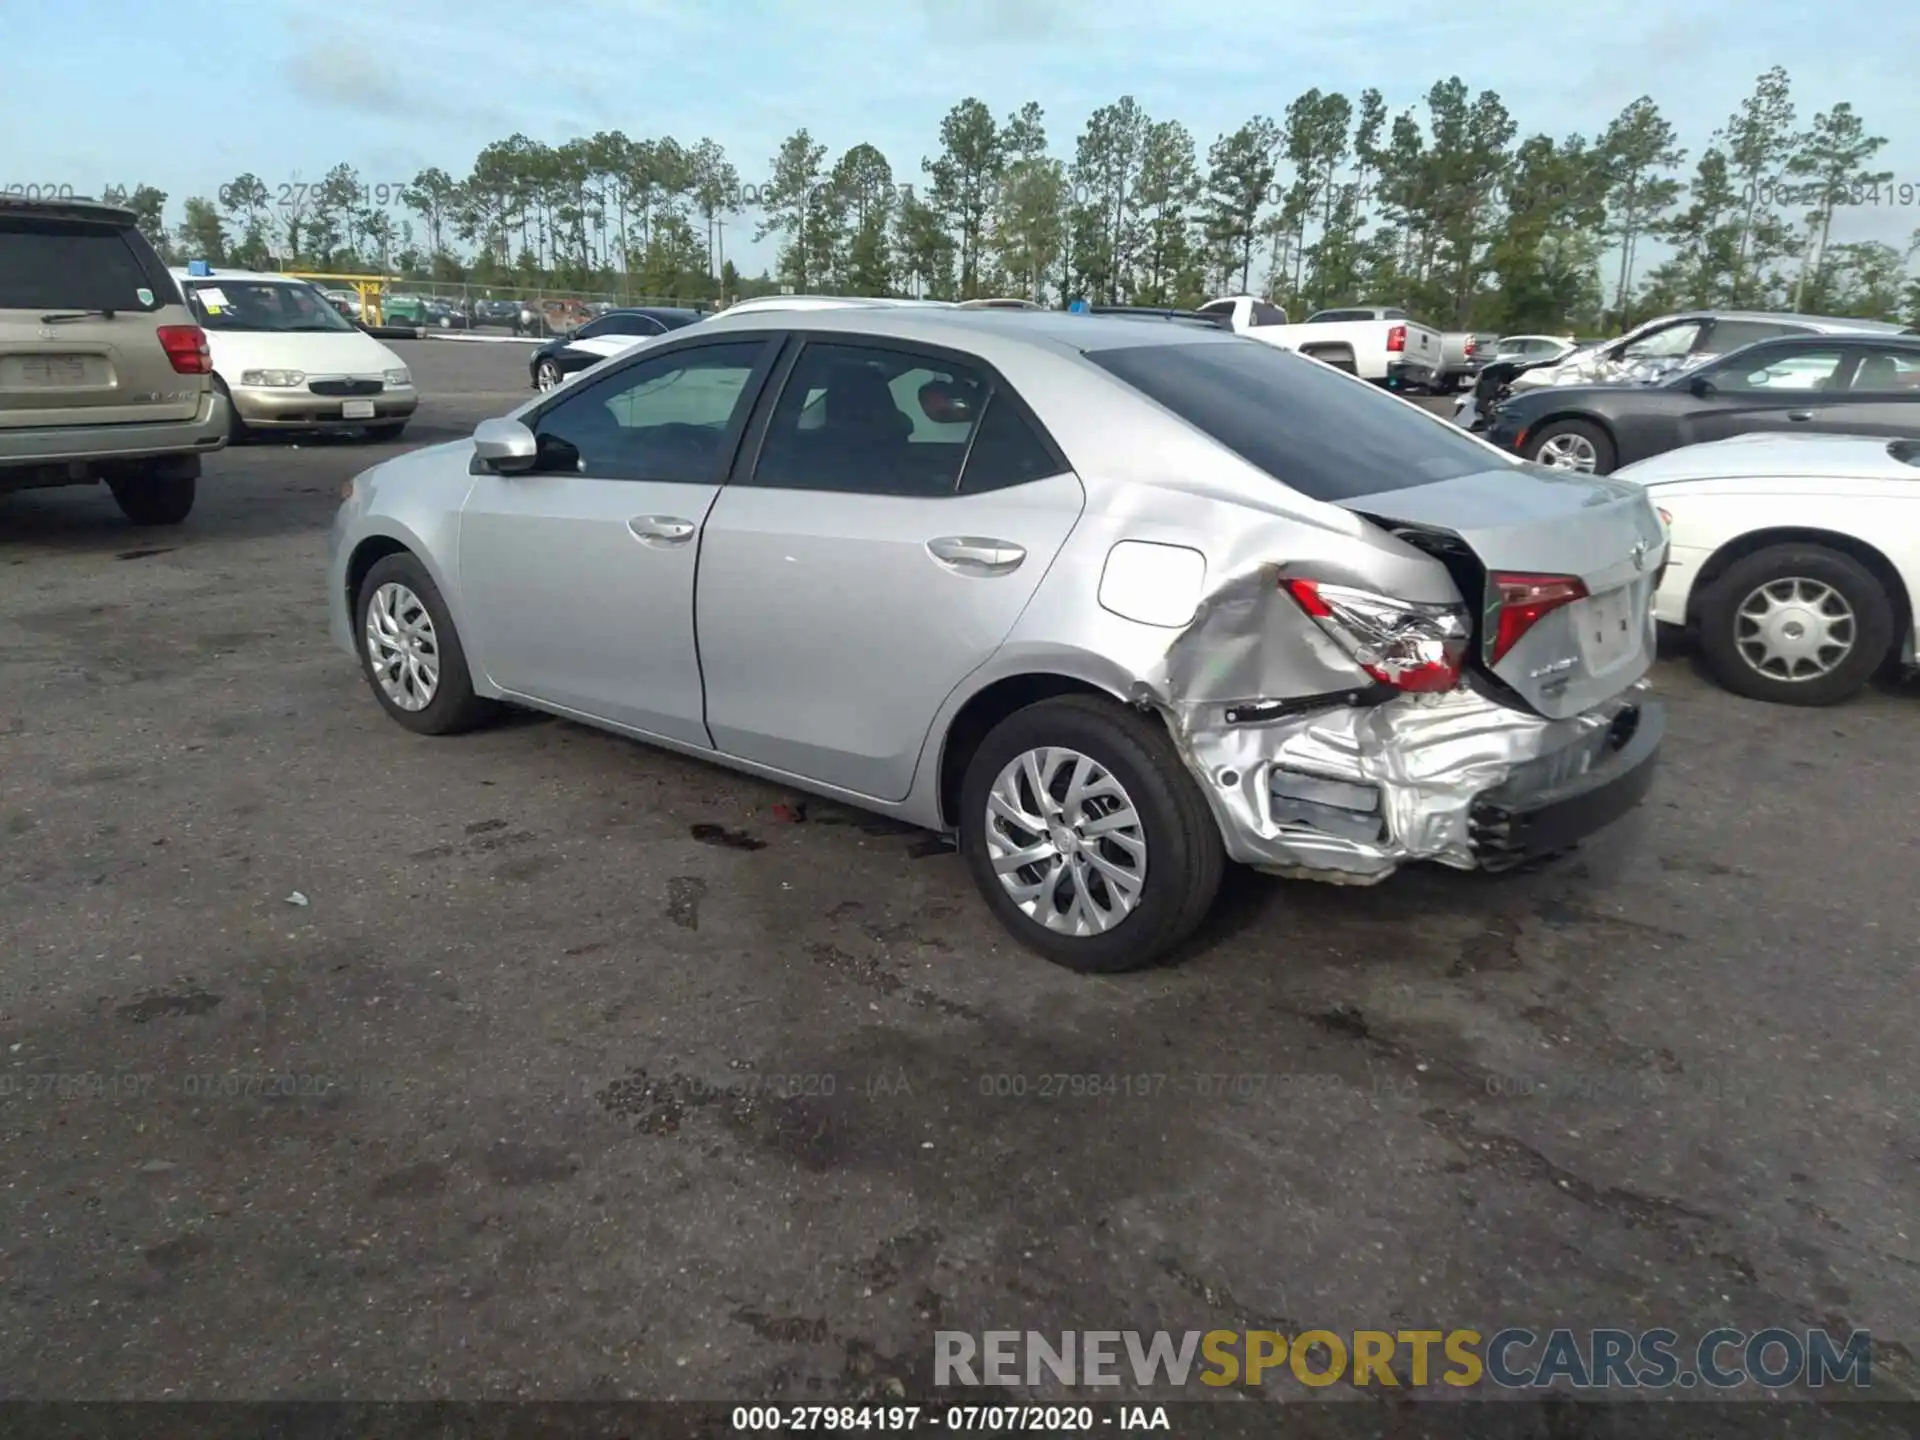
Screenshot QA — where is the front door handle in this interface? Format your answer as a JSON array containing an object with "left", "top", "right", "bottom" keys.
[
  {"left": 1787, "top": 410, "right": 1814, "bottom": 422},
  {"left": 926, "top": 536, "right": 1026, "bottom": 574},
  {"left": 628, "top": 515, "right": 696, "bottom": 545}
]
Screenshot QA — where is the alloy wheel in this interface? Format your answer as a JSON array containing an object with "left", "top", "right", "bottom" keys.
[
  {"left": 364, "top": 582, "right": 441, "bottom": 711},
  {"left": 1535, "top": 432, "right": 1598, "bottom": 471},
  {"left": 984, "top": 746, "right": 1146, "bottom": 935},
  {"left": 537, "top": 360, "right": 561, "bottom": 390}
]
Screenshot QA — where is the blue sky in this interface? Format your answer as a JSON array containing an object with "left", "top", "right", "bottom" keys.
[{"left": 8, "top": 0, "right": 1917, "bottom": 275}]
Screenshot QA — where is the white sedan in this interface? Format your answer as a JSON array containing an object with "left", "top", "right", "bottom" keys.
[{"left": 1615, "top": 433, "right": 1920, "bottom": 706}]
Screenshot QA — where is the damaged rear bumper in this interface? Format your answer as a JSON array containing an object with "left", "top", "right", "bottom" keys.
[{"left": 1182, "top": 682, "right": 1661, "bottom": 884}]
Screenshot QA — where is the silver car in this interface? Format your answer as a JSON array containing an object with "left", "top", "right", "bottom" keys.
[{"left": 328, "top": 309, "right": 1668, "bottom": 972}]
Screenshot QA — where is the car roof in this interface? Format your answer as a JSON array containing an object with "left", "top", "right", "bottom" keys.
[
  {"left": 695, "top": 304, "right": 1239, "bottom": 361},
  {"left": 1649, "top": 308, "right": 1913, "bottom": 335},
  {"left": 0, "top": 194, "right": 137, "bottom": 226},
  {"left": 169, "top": 265, "right": 309, "bottom": 283}
]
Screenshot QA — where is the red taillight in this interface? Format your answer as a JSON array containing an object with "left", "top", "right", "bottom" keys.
[
  {"left": 1281, "top": 577, "right": 1468, "bottom": 693},
  {"left": 1464, "top": 336, "right": 1476, "bottom": 356},
  {"left": 156, "top": 324, "right": 211, "bottom": 375},
  {"left": 1486, "top": 573, "right": 1588, "bottom": 665},
  {"left": 1386, "top": 324, "right": 1406, "bottom": 352}
]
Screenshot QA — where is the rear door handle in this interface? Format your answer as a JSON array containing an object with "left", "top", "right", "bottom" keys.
[
  {"left": 926, "top": 536, "right": 1026, "bottom": 574},
  {"left": 628, "top": 515, "right": 696, "bottom": 545},
  {"left": 1787, "top": 410, "right": 1814, "bottom": 422}
]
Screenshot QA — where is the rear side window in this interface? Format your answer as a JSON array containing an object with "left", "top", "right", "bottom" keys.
[
  {"left": 1250, "top": 301, "right": 1288, "bottom": 326},
  {"left": 958, "top": 393, "right": 1064, "bottom": 493},
  {"left": 1089, "top": 339, "right": 1499, "bottom": 501},
  {"left": 0, "top": 218, "right": 170, "bottom": 312}
]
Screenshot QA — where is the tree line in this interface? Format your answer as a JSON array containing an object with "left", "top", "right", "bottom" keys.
[{"left": 102, "top": 65, "right": 1917, "bottom": 332}]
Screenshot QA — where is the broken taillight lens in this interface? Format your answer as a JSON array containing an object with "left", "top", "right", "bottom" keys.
[
  {"left": 1486, "top": 572, "right": 1588, "bottom": 665},
  {"left": 1281, "top": 578, "right": 1470, "bottom": 693}
]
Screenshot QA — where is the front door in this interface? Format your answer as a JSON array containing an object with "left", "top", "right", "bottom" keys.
[
  {"left": 1678, "top": 344, "right": 1852, "bottom": 446},
  {"left": 458, "top": 336, "right": 778, "bottom": 745},
  {"left": 695, "top": 337, "right": 1085, "bottom": 800}
]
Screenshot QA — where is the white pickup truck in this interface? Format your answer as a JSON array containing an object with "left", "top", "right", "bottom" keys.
[{"left": 1196, "top": 296, "right": 1443, "bottom": 391}]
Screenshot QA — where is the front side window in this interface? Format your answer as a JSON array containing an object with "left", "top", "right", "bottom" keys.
[
  {"left": 751, "top": 341, "right": 988, "bottom": 496},
  {"left": 1250, "top": 301, "right": 1289, "bottom": 326},
  {"left": 186, "top": 280, "right": 353, "bottom": 332},
  {"left": 1699, "top": 346, "right": 1846, "bottom": 393},
  {"left": 532, "top": 340, "right": 767, "bottom": 481}
]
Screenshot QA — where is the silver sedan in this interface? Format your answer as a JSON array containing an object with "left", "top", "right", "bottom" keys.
[{"left": 329, "top": 308, "right": 1668, "bottom": 971}]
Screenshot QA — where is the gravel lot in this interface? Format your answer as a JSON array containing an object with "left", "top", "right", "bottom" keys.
[{"left": 2, "top": 340, "right": 1915, "bottom": 1412}]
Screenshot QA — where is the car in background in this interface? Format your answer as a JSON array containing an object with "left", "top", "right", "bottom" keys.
[
  {"left": 1481, "top": 333, "right": 1920, "bottom": 474},
  {"left": 1, "top": 195, "right": 225, "bottom": 524},
  {"left": 1507, "top": 310, "right": 1915, "bottom": 394},
  {"left": 528, "top": 306, "right": 704, "bottom": 390},
  {"left": 1618, "top": 432, "right": 1920, "bottom": 706},
  {"left": 321, "top": 288, "right": 365, "bottom": 321},
  {"left": 1495, "top": 334, "right": 1578, "bottom": 363},
  {"left": 1204, "top": 300, "right": 1443, "bottom": 390},
  {"left": 1436, "top": 330, "right": 1500, "bottom": 393},
  {"left": 421, "top": 299, "right": 470, "bottom": 330},
  {"left": 329, "top": 307, "right": 1665, "bottom": 973},
  {"left": 173, "top": 266, "right": 418, "bottom": 442},
  {"left": 382, "top": 293, "right": 431, "bottom": 327},
  {"left": 471, "top": 298, "right": 522, "bottom": 329}
]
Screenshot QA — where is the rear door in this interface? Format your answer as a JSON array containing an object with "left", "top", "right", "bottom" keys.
[
  {"left": 1804, "top": 346, "right": 1920, "bottom": 438},
  {"left": 0, "top": 209, "right": 196, "bottom": 431},
  {"left": 695, "top": 336, "right": 1085, "bottom": 801}
]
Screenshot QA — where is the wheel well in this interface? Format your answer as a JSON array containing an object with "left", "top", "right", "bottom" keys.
[
  {"left": 1686, "top": 527, "right": 1913, "bottom": 634},
  {"left": 1298, "top": 343, "right": 1356, "bottom": 366},
  {"left": 936, "top": 674, "right": 1122, "bottom": 829},
  {"left": 345, "top": 535, "right": 412, "bottom": 611}
]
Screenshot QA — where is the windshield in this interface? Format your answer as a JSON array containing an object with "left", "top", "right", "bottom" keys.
[{"left": 184, "top": 279, "right": 355, "bottom": 333}]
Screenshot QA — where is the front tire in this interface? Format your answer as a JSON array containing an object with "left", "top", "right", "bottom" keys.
[
  {"left": 535, "top": 359, "right": 562, "bottom": 390},
  {"left": 1694, "top": 544, "right": 1894, "bottom": 707},
  {"left": 958, "top": 696, "right": 1225, "bottom": 973},
  {"left": 354, "top": 553, "right": 497, "bottom": 735},
  {"left": 214, "top": 376, "right": 249, "bottom": 444},
  {"left": 108, "top": 467, "right": 195, "bottom": 525},
  {"left": 1525, "top": 417, "right": 1616, "bottom": 474}
]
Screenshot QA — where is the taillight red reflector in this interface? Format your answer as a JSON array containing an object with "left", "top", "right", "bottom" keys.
[
  {"left": 1487, "top": 572, "right": 1588, "bottom": 665},
  {"left": 156, "top": 324, "right": 211, "bottom": 375},
  {"left": 1386, "top": 324, "right": 1406, "bottom": 352}
]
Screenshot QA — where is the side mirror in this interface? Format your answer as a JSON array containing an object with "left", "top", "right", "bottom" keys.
[
  {"left": 1687, "top": 374, "right": 1714, "bottom": 397},
  {"left": 473, "top": 418, "right": 538, "bottom": 473}
]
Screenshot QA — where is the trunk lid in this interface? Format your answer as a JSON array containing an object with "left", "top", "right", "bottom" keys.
[{"left": 1347, "top": 465, "right": 1667, "bottom": 719}]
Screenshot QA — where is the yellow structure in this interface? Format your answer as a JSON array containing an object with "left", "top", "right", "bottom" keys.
[{"left": 283, "top": 271, "right": 394, "bottom": 324}]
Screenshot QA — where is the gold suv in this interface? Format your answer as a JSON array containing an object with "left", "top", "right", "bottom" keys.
[{"left": 0, "top": 195, "right": 228, "bottom": 524}]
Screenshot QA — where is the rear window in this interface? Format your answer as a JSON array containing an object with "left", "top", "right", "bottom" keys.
[
  {"left": 0, "top": 218, "right": 171, "bottom": 313},
  {"left": 1089, "top": 339, "right": 1501, "bottom": 501},
  {"left": 1307, "top": 309, "right": 1372, "bottom": 323}
]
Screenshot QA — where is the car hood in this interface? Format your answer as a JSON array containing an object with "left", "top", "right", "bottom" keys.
[
  {"left": 206, "top": 327, "right": 405, "bottom": 378},
  {"left": 1615, "top": 432, "right": 1918, "bottom": 486}
]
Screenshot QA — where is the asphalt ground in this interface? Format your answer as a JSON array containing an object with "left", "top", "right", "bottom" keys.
[{"left": 2, "top": 339, "right": 1916, "bottom": 1420}]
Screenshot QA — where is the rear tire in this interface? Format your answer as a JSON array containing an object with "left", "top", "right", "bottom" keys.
[
  {"left": 354, "top": 552, "right": 498, "bottom": 735},
  {"left": 108, "top": 468, "right": 195, "bottom": 525},
  {"left": 1694, "top": 544, "right": 1894, "bottom": 707},
  {"left": 957, "top": 696, "right": 1225, "bottom": 973}
]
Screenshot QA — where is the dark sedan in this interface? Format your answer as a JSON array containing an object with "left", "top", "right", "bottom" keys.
[
  {"left": 528, "top": 306, "right": 705, "bottom": 390},
  {"left": 1484, "top": 333, "right": 1920, "bottom": 475}
]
